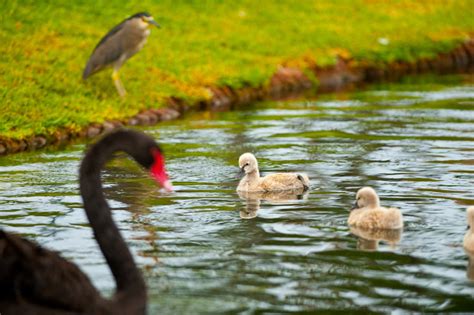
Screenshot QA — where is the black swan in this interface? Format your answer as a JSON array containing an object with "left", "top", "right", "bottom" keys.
[{"left": 0, "top": 129, "right": 172, "bottom": 314}]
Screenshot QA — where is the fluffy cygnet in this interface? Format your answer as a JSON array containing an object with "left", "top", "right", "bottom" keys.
[
  {"left": 348, "top": 187, "right": 403, "bottom": 229},
  {"left": 464, "top": 207, "right": 474, "bottom": 253},
  {"left": 236, "top": 153, "right": 310, "bottom": 192}
]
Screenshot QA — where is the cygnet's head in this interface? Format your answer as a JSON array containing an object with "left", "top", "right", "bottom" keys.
[
  {"left": 239, "top": 153, "right": 258, "bottom": 174},
  {"left": 352, "top": 187, "right": 380, "bottom": 210},
  {"left": 467, "top": 207, "right": 474, "bottom": 229}
]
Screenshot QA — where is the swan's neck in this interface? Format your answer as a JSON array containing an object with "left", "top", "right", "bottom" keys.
[
  {"left": 79, "top": 138, "right": 146, "bottom": 300},
  {"left": 366, "top": 197, "right": 380, "bottom": 209},
  {"left": 242, "top": 170, "right": 260, "bottom": 186}
]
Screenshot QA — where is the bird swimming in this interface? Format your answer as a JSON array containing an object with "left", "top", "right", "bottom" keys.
[
  {"left": 0, "top": 129, "right": 172, "bottom": 314},
  {"left": 236, "top": 152, "right": 310, "bottom": 192},
  {"left": 83, "top": 12, "right": 160, "bottom": 97},
  {"left": 464, "top": 206, "right": 474, "bottom": 253},
  {"left": 348, "top": 187, "right": 403, "bottom": 230}
]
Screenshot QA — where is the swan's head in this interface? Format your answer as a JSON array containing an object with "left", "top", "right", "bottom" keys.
[
  {"left": 239, "top": 153, "right": 258, "bottom": 174},
  {"left": 467, "top": 207, "right": 474, "bottom": 230},
  {"left": 352, "top": 187, "right": 380, "bottom": 210},
  {"left": 82, "top": 129, "right": 173, "bottom": 192},
  {"left": 121, "top": 130, "right": 173, "bottom": 192}
]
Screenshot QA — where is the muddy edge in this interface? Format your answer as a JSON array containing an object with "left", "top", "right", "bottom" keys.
[{"left": 1, "top": 39, "right": 473, "bottom": 155}]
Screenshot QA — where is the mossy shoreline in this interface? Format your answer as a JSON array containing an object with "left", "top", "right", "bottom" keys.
[
  {"left": 1, "top": 38, "right": 473, "bottom": 155},
  {"left": 1, "top": 1, "right": 474, "bottom": 153}
]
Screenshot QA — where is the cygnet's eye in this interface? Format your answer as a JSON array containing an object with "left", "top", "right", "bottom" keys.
[{"left": 245, "top": 163, "right": 249, "bottom": 166}]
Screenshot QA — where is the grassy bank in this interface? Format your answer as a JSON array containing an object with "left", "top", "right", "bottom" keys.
[{"left": 1, "top": 0, "right": 473, "bottom": 141}]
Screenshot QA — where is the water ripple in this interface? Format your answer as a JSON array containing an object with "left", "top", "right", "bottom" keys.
[{"left": 1, "top": 78, "right": 474, "bottom": 312}]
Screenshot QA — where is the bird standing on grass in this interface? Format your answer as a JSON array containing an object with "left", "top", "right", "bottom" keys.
[{"left": 83, "top": 12, "right": 160, "bottom": 97}]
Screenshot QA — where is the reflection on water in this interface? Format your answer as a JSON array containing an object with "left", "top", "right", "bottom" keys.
[
  {"left": 466, "top": 251, "right": 474, "bottom": 281},
  {"left": 350, "top": 226, "right": 402, "bottom": 251},
  {"left": 1, "top": 75, "right": 474, "bottom": 312},
  {"left": 238, "top": 190, "right": 309, "bottom": 219}
]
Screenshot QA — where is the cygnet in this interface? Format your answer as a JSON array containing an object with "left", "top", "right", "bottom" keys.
[
  {"left": 464, "top": 206, "right": 474, "bottom": 253},
  {"left": 348, "top": 187, "right": 403, "bottom": 229},
  {"left": 237, "top": 153, "right": 310, "bottom": 192}
]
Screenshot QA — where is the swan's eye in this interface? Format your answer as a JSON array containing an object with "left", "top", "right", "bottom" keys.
[{"left": 245, "top": 163, "right": 249, "bottom": 166}]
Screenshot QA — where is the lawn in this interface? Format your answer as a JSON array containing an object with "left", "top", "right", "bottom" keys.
[{"left": 0, "top": 0, "right": 473, "bottom": 140}]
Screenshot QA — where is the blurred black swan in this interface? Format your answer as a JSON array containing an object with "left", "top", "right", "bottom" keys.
[{"left": 0, "top": 129, "right": 172, "bottom": 314}]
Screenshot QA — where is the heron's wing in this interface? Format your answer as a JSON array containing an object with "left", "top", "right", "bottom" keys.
[
  {"left": 93, "top": 18, "right": 127, "bottom": 52},
  {"left": 83, "top": 19, "right": 129, "bottom": 79},
  {"left": 0, "top": 230, "right": 102, "bottom": 312}
]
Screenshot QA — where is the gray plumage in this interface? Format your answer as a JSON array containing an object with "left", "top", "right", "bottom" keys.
[{"left": 83, "top": 12, "right": 159, "bottom": 96}]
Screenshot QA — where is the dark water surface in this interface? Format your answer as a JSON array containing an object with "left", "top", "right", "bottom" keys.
[{"left": 1, "top": 76, "right": 474, "bottom": 313}]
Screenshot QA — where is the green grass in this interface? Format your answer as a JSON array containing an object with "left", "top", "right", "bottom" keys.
[{"left": 0, "top": 0, "right": 473, "bottom": 140}]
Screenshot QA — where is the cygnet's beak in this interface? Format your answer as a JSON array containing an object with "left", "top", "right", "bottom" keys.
[
  {"left": 351, "top": 201, "right": 359, "bottom": 211},
  {"left": 239, "top": 166, "right": 245, "bottom": 176}
]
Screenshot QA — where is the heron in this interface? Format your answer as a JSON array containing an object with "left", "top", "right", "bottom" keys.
[{"left": 83, "top": 12, "right": 160, "bottom": 97}]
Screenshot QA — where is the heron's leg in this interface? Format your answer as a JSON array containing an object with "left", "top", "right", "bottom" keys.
[{"left": 112, "top": 69, "right": 126, "bottom": 98}]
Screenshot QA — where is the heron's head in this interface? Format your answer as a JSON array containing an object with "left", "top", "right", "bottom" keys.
[
  {"left": 239, "top": 153, "right": 258, "bottom": 174},
  {"left": 130, "top": 12, "right": 160, "bottom": 29}
]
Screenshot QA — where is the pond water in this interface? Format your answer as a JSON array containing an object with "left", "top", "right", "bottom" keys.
[{"left": 1, "top": 75, "right": 474, "bottom": 313}]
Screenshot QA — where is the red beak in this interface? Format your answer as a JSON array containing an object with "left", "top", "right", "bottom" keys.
[{"left": 150, "top": 149, "right": 173, "bottom": 192}]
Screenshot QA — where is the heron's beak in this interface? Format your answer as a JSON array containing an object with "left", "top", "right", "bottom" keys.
[
  {"left": 148, "top": 19, "right": 160, "bottom": 28},
  {"left": 351, "top": 201, "right": 359, "bottom": 211}
]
